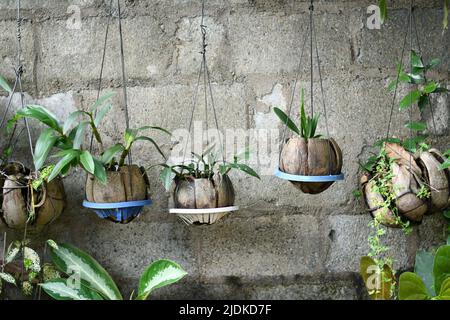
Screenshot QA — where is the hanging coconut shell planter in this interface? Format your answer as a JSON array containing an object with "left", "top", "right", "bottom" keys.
[
  {"left": 161, "top": 0, "right": 260, "bottom": 225},
  {"left": 0, "top": 3, "right": 66, "bottom": 233},
  {"left": 361, "top": 142, "right": 449, "bottom": 228},
  {"left": 83, "top": 164, "right": 152, "bottom": 223},
  {"left": 170, "top": 174, "right": 238, "bottom": 225},
  {"left": 9, "top": 1, "right": 170, "bottom": 224},
  {"left": 359, "top": 27, "right": 450, "bottom": 228},
  {"left": 0, "top": 163, "right": 66, "bottom": 231},
  {"left": 273, "top": 1, "right": 344, "bottom": 194}
]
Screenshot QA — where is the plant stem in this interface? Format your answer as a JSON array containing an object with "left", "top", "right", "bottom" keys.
[
  {"left": 88, "top": 114, "right": 103, "bottom": 151},
  {"left": 119, "top": 148, "right": 129, "bottom": 167}
]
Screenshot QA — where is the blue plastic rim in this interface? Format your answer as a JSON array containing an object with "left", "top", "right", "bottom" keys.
[
  {"left": 83, "top": 199, "right": 152, "bottom": 223},
  {"left": 274, "top": 168, "right": 345, "bottom": 182}
]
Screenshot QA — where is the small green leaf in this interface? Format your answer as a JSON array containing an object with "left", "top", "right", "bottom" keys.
[
  {"left": 273, "top": 107, "right": 300, "bottom": 136},
  {"left": 40, "top": 279, "right": 104, "bottom": 300},
  {"left": 17, "top": 105, "right": 62, "bottom": 132},
  {"left": 399, "top": 90, "right": 421, "bottom": 110},
  {"left": 0, "top": 75, "right": 12, "bottom": 93},
  {"left": 427, "top": 58, "right": 441, "bottom": 70},
  {"left": 423, "top": 82, "right": 438, "bottom": 94},
  {"left": 93, "top": 158, "right": 107, "bottom": 184},
  {"left": 94, "top": 104, "right": 112, "bottom": 127},
  {"left": 438, "top": 277, "right": 450, "bottom": 298},
  {"left": 34, "top": 128, "right": 59, "bottom": 170},
  {"left": 379, "top": 0, "right": 387, "bottom": 24},
  {"left": 124, "top": 128, "right": 137, "bottom": 149},
  {"left": 405, "top": 121, "right": 427, "bottom": 132},
  {"left": 398, "top": 272, "right": 430, "bottom": 300},
  {"left": 418, "top": 94, "right": 429, "bottom": 112},
  {"left": 48, "top": 150, "right": 79, "bottom": 181},
  {"left": 23, "top": 247, "right": 41, "bottom": 273},
  {"left": 5, "top": 241, "right": 21, "bottom": 264},
  {"left": 411, "top": 50, "right": 424, "bottom": 69},
  {"left": 63, "top": 111, "right": 88, "bottom": 135},
  {"left": 101, "top": 144, "right": 124, "bottom": 165},
  {"left": 73, "top": 121, "right": 89, "bottom": 150},
  {"left": 433, "top": 245, "right": 450, "bottom": 294},
  {"left": 0, "top": 272, "right": 16, "bottom": 285},
  {"left": 137, "top": 259, "right": 187, "bottom": 300},
  {"left": 160, "top": 166, "right": 174, "bottom": 191},
  {"left": 90, "top": 92, "right": 116, "bottom": 113},
  {"left": 80, "top": 150, "right": 95, "bottom": 174}
]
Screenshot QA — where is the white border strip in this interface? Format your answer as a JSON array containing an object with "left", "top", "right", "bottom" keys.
[{"left": 169, "top": 206, "right": 239, "bottom": 215}]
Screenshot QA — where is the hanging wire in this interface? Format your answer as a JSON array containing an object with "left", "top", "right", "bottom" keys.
[
  {"left": 14, "top": 0, "right": 36, "bottom": 172},
  {"left": 89, "top": 0, "right": 132, "bottom": 166},
  {"left": 408, "top": 0, "right": 414, "bottom": 186},
  {"left": 180, "top": 0, "right": 226, "bottom": 169},
  {"left": 385, "top": 21, "right": 409, "bottom": 139},
  {"left": 312, "top": 16, "right": 333, "bottom": 175},
  {"left": 279, "top": 0, "right": 334, "bottom": 176},
  {"left": 278, "top": 27, "right": 309, "bottom": 159},
  {"left": 117, "top": 0, "right": 132, "bottom": 165},
  {"left": 309, "top": 0, "right": 314, "bottom": 116},
  {"left": 411, "top": 7, "right": 438, "bottom": 136},
  {"left": 90, "top": 0, "right": 113, "bottom": 153}
]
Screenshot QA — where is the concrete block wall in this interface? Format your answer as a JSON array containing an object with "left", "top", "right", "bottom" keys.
[{"left": 0, "top": 0, "right": 449, "bottom": 299}]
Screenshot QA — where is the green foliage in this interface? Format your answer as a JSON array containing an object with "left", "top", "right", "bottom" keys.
[
  {"left": 137, "top": 260, "right": 187, "bottom": 300},
  {"left": 158, "top": 146, "right": 260, "bottom": 191},
  {"left": 399, "top": 245, "right": 450, "bottom": 300},
  {"left": 0, "top": 75, "right": 12, "bottom": 94},
  {"left": 0, "top": 239, "right": 56, "bottom": 298},
  {"left": 40, "top": 240, "right": 186, "bottom": 300},
  {"left": 274, "top": 88, "right": 321, "bottom": 139},
  {"left": 386, "top": 51, "right": 448, "bottom": 153},
  {"left": 360, "top": 256, "right": 395, "bottom": 300},
  {"left": 440, "top": 150, "right": 450, "bottom": 170},
  {"left": 8, "top": 92, "right": 170, "bottom": 184}
]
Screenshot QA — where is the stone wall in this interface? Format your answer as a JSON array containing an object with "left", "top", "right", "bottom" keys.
[{"left": 0, "top": 0, "right": 449, "bottom": 299}]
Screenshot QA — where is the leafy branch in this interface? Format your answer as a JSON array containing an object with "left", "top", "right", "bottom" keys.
[{"left": 273, "top": 88, "right": 321, "bottom": 140}]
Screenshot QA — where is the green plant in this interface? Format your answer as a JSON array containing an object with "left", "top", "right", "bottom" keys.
[
  {"left": 378, "top": 0, "right": 449, "bottom": 29},
  {"left": 440, "top": 150, "right": 450, "bottom": 170},
  {"left": 399, "top": 245, "right": 450, "bottom": 300},
  {"left": 273, "top": 88, "right": 321, "bottom": 140},
  {"left": 158, "top": 146, "right": 260, "bottom": 191},
  {"left": 39, "top": 240, "right": 187, "bottom": 300},
  {"left": 387, "top": 51, "right": 448, "bottom": 153},
  {"left": 0, "top": 239, "right": 59, "bottom": 298},
  {"left": 0, "top": 75, "right": 14, "bottom": 165},
  {"left": 8, "top": 92, "right": 170, "bottom": 184}
]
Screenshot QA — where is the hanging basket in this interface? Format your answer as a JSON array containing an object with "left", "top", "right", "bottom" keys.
[
  {"left": 361, "top": 143, "right": 450, "bottom": 228},
  {"left": 0, "top": 162, "right": 66, "bottom": 231},
  {"left": 83, "top": 165, "right": 151, "bottom": 224},
  {"left": 276, "top": 137, "right": 344, "bottom": 194},
  {"left": 170, "top": 174, "right": 237, "bottom": 225}
]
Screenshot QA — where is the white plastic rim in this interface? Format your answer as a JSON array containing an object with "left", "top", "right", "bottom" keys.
[{"left": 169, "top": 206, "right": 239, "bottom": 215}]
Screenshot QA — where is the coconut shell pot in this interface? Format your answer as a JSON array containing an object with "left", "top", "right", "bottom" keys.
[
  {"left": 419, "top": 149, "right": 450, "bottom": 211},
  {"left": 279, "top": 137, "right": 343, "bottom": 194},
  {"left": 0, "top": 162, "right": 66, "bottom": 231},
  {"left": 361, "top": 175, "right": 399, "bottom": 227},
  {"left": 172, "top": 174, "right": 236, "bottom": 225},
  {"left": 391, "top": 162, "right": 427, "bottom": 222},
  {"left": 84, "top": 164, "right": 150, "bottom": 224}
]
